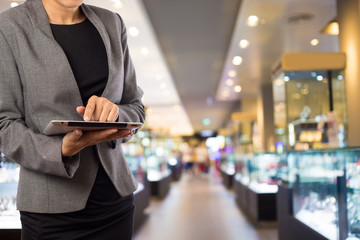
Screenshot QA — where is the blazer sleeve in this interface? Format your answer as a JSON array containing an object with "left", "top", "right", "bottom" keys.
[
  {"left": 116, "top": 16, "right": 145, "bottom": 142},
  {"left": 116, "top": 16, "right": 145, "bottom": 125},
  {"left": 0, "top": 29, "right": 79, "bottom": 178}
]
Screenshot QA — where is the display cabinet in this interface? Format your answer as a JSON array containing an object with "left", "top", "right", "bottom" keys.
[
  {"left": 272, "top": 53, "right": 347, "bottom": 151},
  {"left": 0, "top": 153, "right": 21, "bottom": 239},
  {"left": 345, "top": 148, "right": 360, "bottom": 240},
  {"left": 277, "top": 148, "right": 360, "bottom": 240},
  {"left": 220, "top": 146, "right": 236, "bottom": 189},
  {"left": 233, "top": 152, "right": 280, "bottom": 223},
  {"left": 291, "top": 149, "right": 343, "bottom": 240}
]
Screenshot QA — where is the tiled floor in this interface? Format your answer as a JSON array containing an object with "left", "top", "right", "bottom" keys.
[{"left": 133, "top": 171, "right": 278, "bottom": 240}]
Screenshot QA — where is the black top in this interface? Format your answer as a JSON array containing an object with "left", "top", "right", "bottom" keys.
[
  {"left": 51, "top": 18, "right": 108, "bottom": 105},
  {"left": 51, "top": 19, "right": 122, "bottom": 204}
]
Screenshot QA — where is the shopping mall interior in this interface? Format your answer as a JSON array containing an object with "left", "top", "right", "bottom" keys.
[{"left": 1, "top": 0, "right": 360, "bottom": 239}]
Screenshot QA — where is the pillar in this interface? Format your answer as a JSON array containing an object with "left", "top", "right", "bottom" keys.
[{"left": 337, "top": 0, "right": 360, "bottom": 146}]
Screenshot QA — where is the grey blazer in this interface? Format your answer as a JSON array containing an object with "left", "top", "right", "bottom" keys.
[{"left": 0, "top": 0, "right": 145, "bottom": 213}]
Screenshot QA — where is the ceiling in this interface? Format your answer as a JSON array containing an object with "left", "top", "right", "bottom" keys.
[
  {"left": 142, "top": 0, "right": 339, "bottom": 135},
  {"left": 0, "top": 0, "right": 340, "bottom": 137}
]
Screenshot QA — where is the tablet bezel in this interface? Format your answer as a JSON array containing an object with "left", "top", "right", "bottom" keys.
[{"left": 43, "top": 120, "right": 143, "bottom": 135}]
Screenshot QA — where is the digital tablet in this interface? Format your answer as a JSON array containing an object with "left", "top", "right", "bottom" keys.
[{"left": 43, "top": 120, "right": 143, "bottom": 135}]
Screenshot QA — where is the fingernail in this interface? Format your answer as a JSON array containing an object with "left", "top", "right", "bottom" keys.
[{"left": 84, "top": 116, "right": 90, "bottom": 121}]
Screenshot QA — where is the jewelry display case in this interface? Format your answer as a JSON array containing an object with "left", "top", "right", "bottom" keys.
[
  {"left": 291, "top": 149, "right": 342, "bottom": 240},
  {"left": 277, "top": 148, "right": 360, "bottom": 240},
  {"left": 233, "top": 152, "right": 280, "bottom": 222},
  {"left": 344, "top": 149, "right": 360, "bottom": 240},
  {"left": 0, "top": 153, "right": 21, "bottom": 239},
  {"left": 272, "top": 53, "right": 347, "bottom": 151}
]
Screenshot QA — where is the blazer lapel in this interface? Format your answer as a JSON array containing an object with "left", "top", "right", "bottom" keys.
[
  {"left": 26, "top": 0, "right": 84, "bottom": 109},
  {"left": 80, "top": 4, "right": 113, "bottom": 99}
]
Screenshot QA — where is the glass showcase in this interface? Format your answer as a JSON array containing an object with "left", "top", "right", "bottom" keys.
[
  {"left": 234, "top": 152, "right": 280, "bottom": 193},
  {"left": 273, "top": 70, "right": 347, "bottom": 151},
  {"left": 0, "top": 153, "right": 20, "bottom": 229},
  {"left": 289, "top": 148, "right": 360, "bottom": 240}
]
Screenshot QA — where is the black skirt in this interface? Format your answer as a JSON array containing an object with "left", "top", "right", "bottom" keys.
[{"left": 20, "top": 164, "right": 135, "bottom": 240}]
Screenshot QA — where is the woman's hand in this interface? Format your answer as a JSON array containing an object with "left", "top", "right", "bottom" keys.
[
  {"left": 76, "top": 95, "right": 119, "bottom": 122},
  {"left": 61, "top": 128, "right": 132, "bottom": 157},
  {"left": 61, "top": 96, "right": 127, "bottom": 157}
]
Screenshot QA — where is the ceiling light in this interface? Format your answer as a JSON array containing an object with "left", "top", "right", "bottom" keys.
[
  {"left": 247, "top": 15, "right": 259, "bottom": 27},
  {"left": 113, "top": 0, "right": 123, "bottom": 9},
  {"left": 310, "top": 39, "right": 319, "bottom": 46},
  {"left": 225, "top": 79, "right": 234, "bottom": 86},
  {"left": 11, "top": 2, "right": 19, "bottom": 7},
  {"left": 239, "top": 39, "right": 250, "bottom": 49},
  {"left": 234, "top": 85, "right": 242, "bottom": 93},
  {"left": 321, "top": 19, "right": 339, "bottom": 35},
  {"left": 228, "top": 70, "right": 237, "bottom": 78},
  {"left": 140, "top": 47, "right": 149, "bottom": 55},
  {"left": 232, "top": 56, "right": 243, "bottom": 65},
  {"left": 128, "top": 27, "right": 140, "bottom": 37},
  {"left": 284, "top": 76, "right": 290, "bottom": 82}
]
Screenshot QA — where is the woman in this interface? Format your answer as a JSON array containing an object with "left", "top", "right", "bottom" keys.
[{"left": 0, "top": 0, "right": 145, "bottom": 239}]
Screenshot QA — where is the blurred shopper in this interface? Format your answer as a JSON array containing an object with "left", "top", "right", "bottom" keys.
[
  {"left": 182, "top": 144, "right": 195, "bottom": 175},
  {"left": 0, "top": 0, "right": 145, "bottom": 239},
  {"left": 195, "top": 141, "right": 210, "bottom": 175}
]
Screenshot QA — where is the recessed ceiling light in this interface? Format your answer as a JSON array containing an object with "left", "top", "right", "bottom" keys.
[
  {"left": 234, "top": 85, "right": 242, "bottom": 93},
  {"left": 112, "top": 0, "right": 123, "bottom": 8},
  {"left": 11, "top": 2, "right": 19, "bottom": 8},
  {"left": 128, "top": 27, "right": 140, "bottom": 37},
  {"left": 140, "top": 47, "right": 149, "bottom": 55},
  {"left": 247, "top": 15, "right": 259, "bottom": 27},
  {"left": 228, "top": 70, "right": 237, "bottom": 78},
  {"left": 226, "top": 79, "right": 234, "bottom": 86},
  {"left": 239, "top": 39, "right": 250, "bottom": 49},
  {"left": 232, "top": 56, "right": 243, "bottom": 65},
  {"left": 310, "top": 39, "right": 319, "bottom": 46}
]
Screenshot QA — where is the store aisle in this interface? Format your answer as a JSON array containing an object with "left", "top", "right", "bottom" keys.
[{"left": 133, "top": 172, "right": 278, "bottom": 240}]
